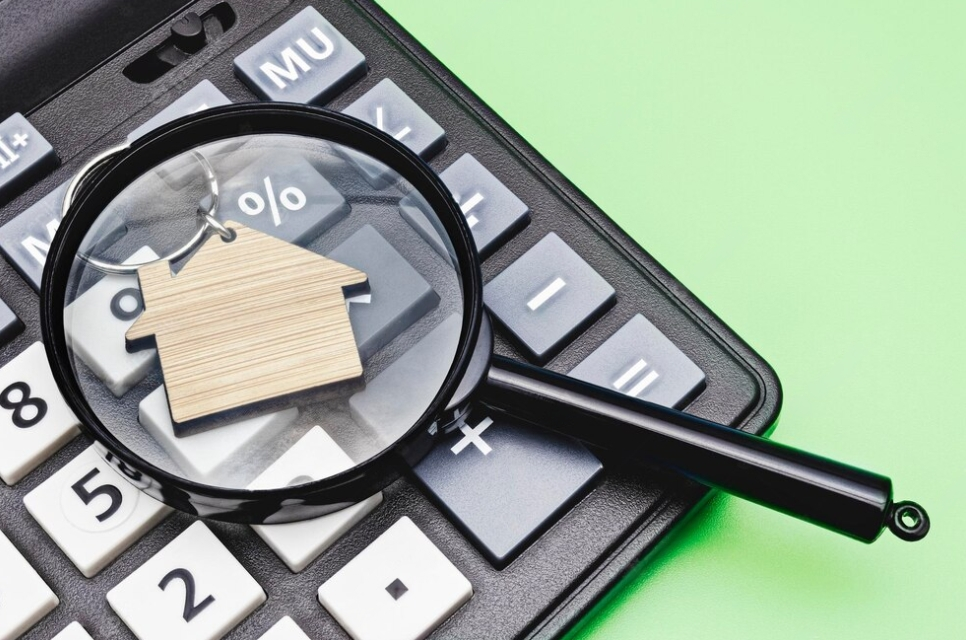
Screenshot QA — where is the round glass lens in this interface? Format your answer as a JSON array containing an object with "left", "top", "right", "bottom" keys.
[{"left": 61, "top": 133, "right": 464, "bottom": 492}]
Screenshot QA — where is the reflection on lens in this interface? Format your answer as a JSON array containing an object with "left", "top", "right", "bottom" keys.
[{"left": 62, "top": 134, "right": 464, "bottom": 492}]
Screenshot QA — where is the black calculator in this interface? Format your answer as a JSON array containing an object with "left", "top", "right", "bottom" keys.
[{"left": 0, "top": 1, "right": 782, "bottom": 639}]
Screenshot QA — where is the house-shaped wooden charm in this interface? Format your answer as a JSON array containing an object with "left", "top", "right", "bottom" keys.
[{"left": 126, "top": 221, "right": 368, "bottom": 426}]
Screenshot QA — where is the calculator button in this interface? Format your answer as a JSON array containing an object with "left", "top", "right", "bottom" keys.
[
  {"left": 401, "top": 153, "right": 529, "bottom": 258},
  {"left": 0, "top": 298, "right": 22, "bottom": 347},
  {"left": 64, "top": 246, "right": 159, "bottom": 396},
  {"left": 0, "top": 113, "right": 58, "bottom": 204},
  {"left": 350, "top": 314, "right": 460, "bottom": 438},
  {"left": 127, "top": 80, "right": 231, "bottom": 142},
  {"left": 484, "top": 233, "right": 616, "bottom": 363},
  {"left": 249, "top": 426, "right": 382, "bottom": 573},
  {"left": 569, "top": 314, "right": 706, "bottom": 408},
  {"left": 0, "top": 529, "right": 59, "bottom": 640},
  {"left": 234, "top": 6, "right": 366, "bottom": 105},
  {"left": 318, "top": 517, "right": 472, "bottom": 640},
  {"left": 220, "top": 152, "right": 348, "bottom": 245},
  {"left": 0, "top": 342, "right": 80, "bottom": 485},
  {"left": 414, "top": 412, "right": 601, "bottom": 567},
  {"left": 0, "top": 181, "right": 126, "bottom": 291},
  {"left": 258, "top": 617, "right": 310, "bottom": 640},
  {"left": 138, "top": 385, "right": 298, "bottom": 482},
  {"left": 51, "top": 622, "right": 94, "bottom": 640},
  {"left": 328, "top": 225, "right": 439, "bottom": 360},
  {"left": 342, "top": 79, "right": 446, "bottom": 184},
  {"left": 23, "top": 445, "right": 172, "bottom": 578},
  {"left": 107, "top": 521, "right": 266, "bottom": 640}
]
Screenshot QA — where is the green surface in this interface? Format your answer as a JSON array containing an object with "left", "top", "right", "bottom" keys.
[{"left": 376, "top": 1, "right": 963, "bottom": 638}]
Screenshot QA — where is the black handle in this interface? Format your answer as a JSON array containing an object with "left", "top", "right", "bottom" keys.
[{"left": 481, "top": 356, "right": 929, "bottom": 542}]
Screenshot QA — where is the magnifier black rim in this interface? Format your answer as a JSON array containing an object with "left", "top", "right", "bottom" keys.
[{"left": 40, "top": 103, "right": 484, "bottom": 520}]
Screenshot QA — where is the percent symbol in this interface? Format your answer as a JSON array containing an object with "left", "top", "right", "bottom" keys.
[{"left": 238, "top": 176, "right": 307, "bottom": 226}]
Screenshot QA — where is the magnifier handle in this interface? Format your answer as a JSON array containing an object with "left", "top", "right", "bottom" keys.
[{"left": 481, "top": 356, "right": 929, "bottom": 542}]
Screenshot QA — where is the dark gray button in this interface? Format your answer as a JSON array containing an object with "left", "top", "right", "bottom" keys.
[
  {"left": 568, "top": 314, "right": 706, "bottom": 409},
  {"left": 484, "top": 233, "right": 615, "bottom": 363},
  {"left": 328, "top": 225, "right": 439, "bottom": 360},
  {"left": 0, "top": 182, "right": 125, "bottom": 291},
  {"left": 127, "top": 80, "right": 231, "bottom": 142},
  {"left": 413, "top": 411, "right": 602, "bottom": 567},
  {"left": 220, "top": 152, "right": 348, "bottom": 245},
  {"left": 400, "top": 153, "right": 529, "bottom": 258},
  {"left": 0, "top": 113, "right": 58, "bottom": 204},
  {"left": 233, "top": 6, "right": 366, "bottom": 105},
  {"left": 342, "top": 79, "right": 445, "bottom": 185},
  {"left": 0, "top": 298, "right": 22, "bottom": 346}
]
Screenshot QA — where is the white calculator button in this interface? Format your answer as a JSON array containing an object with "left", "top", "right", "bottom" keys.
[
  {"left": 23, "top": 445, "right": 172, "bottom": 577},
  {"left": 138, "top": 385, "right": 298, "bottom": 482},
  {"left": 107, "top": 521, "right": 266, "bottom": 640},
  {"left": 258, "top": 616, "right": 310, "bottom": 640},
  {"left": 0, "top": 342, "right": 80, "bottom": 485},
  {"left": 318, "top": 517, "right": 472, "bottom": 640},
  {"left": 64, "top": 246, "right": 159, "bottom": 396},
  {"left": 250, "top": 426, "right": 382, "bottom": 572},
  {"left": 51, "top": 621, "right": 95, "bottom": 640},
  {"left": 0, "top": 529, "right": 59, "bottom": 640}
]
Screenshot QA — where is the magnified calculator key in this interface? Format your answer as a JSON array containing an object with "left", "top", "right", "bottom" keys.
[
  {"left": 484, "top": 233, "right": 616, "bottom": 363},
  {"left": 24, "top": 445, "right": 172, "bottom": 578},
  {"left": 0, "top": 297, "right": 22, "bottom": 347},
  {"left": 107, "top": 521, "right": 266, "bottom": 640},
  {"left": 234, "top": 6, "right": 366, "bottom": 105},
  {"left": 64, "top": 246, "right": 159, "bottom": 396},
  {"left": 220, "top": 152, "right": 349, "bottom": 245},
  {"left": 414, "top": 411, "right": 602, "bottom": 567},
  {"left": 139, "top": 385, "right": 299, "bottom": 481},
  {"left": 258, "top": 617, "right": 310, "bottom": 640},
  {"left": 0, "top": 529, "right": 59, "bottom": 640},
  {"left": 0, "top": 112, "right": 58, "bottom": 205},
  {"left": 0, "top": 342, "right": 80, "bottom": 485},
  {"left": 249, "top": 426, "right": 382, "bottom": 572},
  {"left": 0, "top": 181, "right": 126, "bottom": 292},
  {"left": 328, "top": 224, "right": 439, "bottom": 360},
  {"left": 569, "top": 314, "right": 707, "bottom": 409},
  {"left": 318, "top": 517, "right": 472, "bottom": 640},
  {"left": 350, "top": 314, "right": 461, "bottom": 441},
  {"left": 51, "top": 621, "right": 95, "bottom": 640},
  {"left": 341, "top": 79, "right": 446, "bottom": 185}
]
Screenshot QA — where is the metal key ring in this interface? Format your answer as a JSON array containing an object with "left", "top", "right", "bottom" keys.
[{"left": 65, "top": 145, "right": 226, "bottom": 275}]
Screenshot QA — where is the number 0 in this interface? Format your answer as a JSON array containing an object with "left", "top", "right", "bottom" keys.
[{"left": 158, "top": 568, "right": 216, "bottom": 622}]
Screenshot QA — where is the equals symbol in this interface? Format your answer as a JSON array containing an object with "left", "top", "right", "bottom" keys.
[{"left": 612, "top": 358, "right": 659, "bottom": 397}]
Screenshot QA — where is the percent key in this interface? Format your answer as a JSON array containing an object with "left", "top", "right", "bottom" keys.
[{"left": 220, "top": 152, "right": 349, "bottom": 245}]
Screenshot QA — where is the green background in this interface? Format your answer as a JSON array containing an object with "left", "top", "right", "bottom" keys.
[{"left": 376, "top": 1, "right": 964, "bottom": 638}]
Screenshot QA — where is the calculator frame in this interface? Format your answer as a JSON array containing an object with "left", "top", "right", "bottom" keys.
[{"left": 0, "top": 1, "right": 783, "bottom": 638}]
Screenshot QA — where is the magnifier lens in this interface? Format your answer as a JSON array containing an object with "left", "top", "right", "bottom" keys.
[{"left": 61, "top": 133, "right": 465, "bottom": 495}]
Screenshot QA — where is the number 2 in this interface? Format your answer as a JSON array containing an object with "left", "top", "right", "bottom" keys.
[
  {"left": 71, "top": 468, "right": 123, "bottom": 522},
  {"left": 159, "top": 568, "right": 216, "bottom": 622}
]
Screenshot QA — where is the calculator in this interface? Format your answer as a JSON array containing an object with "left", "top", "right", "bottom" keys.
[{"left": 0, "top": 1, "right": 782, "bottom": 639}]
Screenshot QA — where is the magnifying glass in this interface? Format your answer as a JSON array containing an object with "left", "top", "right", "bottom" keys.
[{"left": 40, "top": 104, "right": 928, "bottom": 543}]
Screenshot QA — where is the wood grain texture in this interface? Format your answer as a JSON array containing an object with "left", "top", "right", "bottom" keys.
[{"left": 126, "top": 221, "right": 368, "bottom": 425}]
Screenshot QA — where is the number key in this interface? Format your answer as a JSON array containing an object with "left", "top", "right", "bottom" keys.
[
  {"left": 23, "top": 445, "right": 171, "bottom": 577},
  {"left": 0, "top": 529, "right": 59, "bottom": 640},
  {"left": 107, "top": 521, "right": 266, "bottom": 640},
  {"left": 0, "top": 342, "right": 80, "bottom": 485}
]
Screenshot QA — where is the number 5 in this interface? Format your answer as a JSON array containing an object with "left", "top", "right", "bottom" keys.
[{"left": 71, "top": 468, "right": 122, "bottom": 522}]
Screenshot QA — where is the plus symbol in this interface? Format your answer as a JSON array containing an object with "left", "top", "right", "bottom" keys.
[
  {"left": 450, "top": 417, "right": 493, "bottom": 456},
  {"left": 11, "top": 132, "right": 29, "bottom": 148}
]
